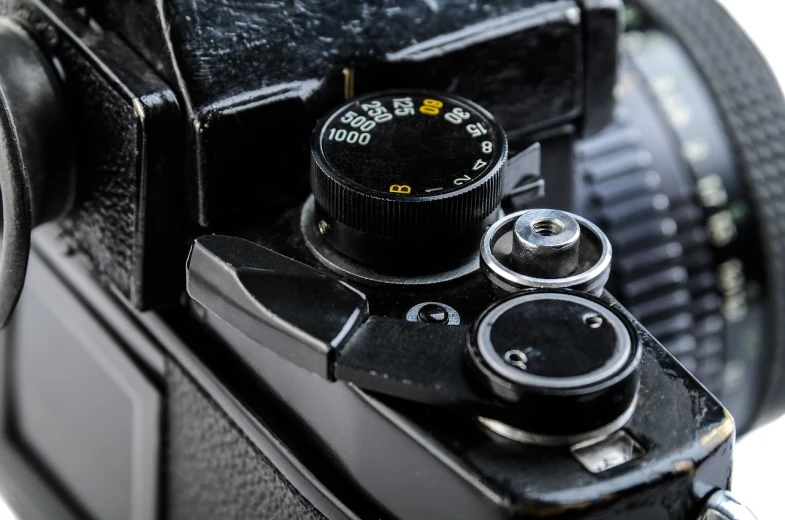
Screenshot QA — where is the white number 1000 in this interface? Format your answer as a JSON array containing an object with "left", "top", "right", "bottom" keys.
[{"left": 328, "top": 128, "right": 371, "bottom": 145}]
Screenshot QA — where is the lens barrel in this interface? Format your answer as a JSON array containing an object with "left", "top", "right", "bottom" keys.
[{"left": 575, "top": 0, "right": 785, "bottom": 432}]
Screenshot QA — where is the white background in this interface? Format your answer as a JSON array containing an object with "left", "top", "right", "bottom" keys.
[{"left": 0, "top": 1, "right": 782, "bottom": 519}]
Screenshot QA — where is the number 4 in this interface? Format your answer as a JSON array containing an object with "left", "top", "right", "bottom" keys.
[{"left": 473, "top": 159, "right": 488, "bottom": 171}]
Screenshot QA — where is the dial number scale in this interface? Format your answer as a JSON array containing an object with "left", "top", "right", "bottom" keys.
[{"left": 319, "top": 92, "right": 504, "bottom": 197}]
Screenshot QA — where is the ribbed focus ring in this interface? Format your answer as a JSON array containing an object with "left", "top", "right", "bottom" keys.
[
  {"left": 635, "top": 0, "right": 785, "bottom": 426},
  {"left": 578, "top": 117, "right": 725, "bottom": 397},
  {"left": 310, "top": 160, "right": 505, "bottom": 239}
]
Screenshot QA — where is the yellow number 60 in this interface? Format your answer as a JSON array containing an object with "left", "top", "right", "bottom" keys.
[{"left": 419, "top": 98, "right": 443, "bottom": 116}]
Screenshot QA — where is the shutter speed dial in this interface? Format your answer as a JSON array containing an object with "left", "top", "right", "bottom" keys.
[{"left": 310, "top": 90, "right": 508, "bottom": 273}]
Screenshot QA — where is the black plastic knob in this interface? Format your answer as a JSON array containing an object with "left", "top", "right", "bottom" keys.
[
  {"left": 468, "top": 290, "right": 642, "bottom": 444},
  {"left": 0, "top": 18, "right": 74, "bottom": 328},
  {"left": 310, "top": 90, "right": 507, "bottom": 271}
]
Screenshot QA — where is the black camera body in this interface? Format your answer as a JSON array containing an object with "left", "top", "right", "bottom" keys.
[
  {"left": 0, "top": 0, "right": 782, "bottom": 519},
  {"left": 0, "top": 0, "right": 620, "bottom": 310}
]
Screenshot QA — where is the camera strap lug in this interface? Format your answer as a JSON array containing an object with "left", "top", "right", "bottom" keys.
[{"left": 698, "top": 490, "right": 758, "bottom": 520}]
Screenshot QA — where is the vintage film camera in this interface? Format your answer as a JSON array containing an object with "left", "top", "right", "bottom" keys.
[{"left": 0, "top": 0, "right": 782, "bottom": 519}]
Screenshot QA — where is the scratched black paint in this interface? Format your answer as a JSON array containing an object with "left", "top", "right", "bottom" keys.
[
  {"left": 0, "top": 0, "right": 734, "bottom": 518},
  {"left": 91, "top": 0, "right": 590, "bottom": 225},
  {"left": 0, "top": 1, "right": 184, "bottom": 310},
  {"left": 186, "top": 223, "right": 733, "bottom": 519}
]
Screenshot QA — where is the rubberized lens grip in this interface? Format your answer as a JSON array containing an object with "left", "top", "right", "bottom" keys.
[{"left": 634, "top": 0, "right": 785, "bottom": 427}]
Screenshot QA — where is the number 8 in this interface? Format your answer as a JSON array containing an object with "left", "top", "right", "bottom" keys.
[{"left": 482, "top": 141, "right": 493, "bottom": 154}]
